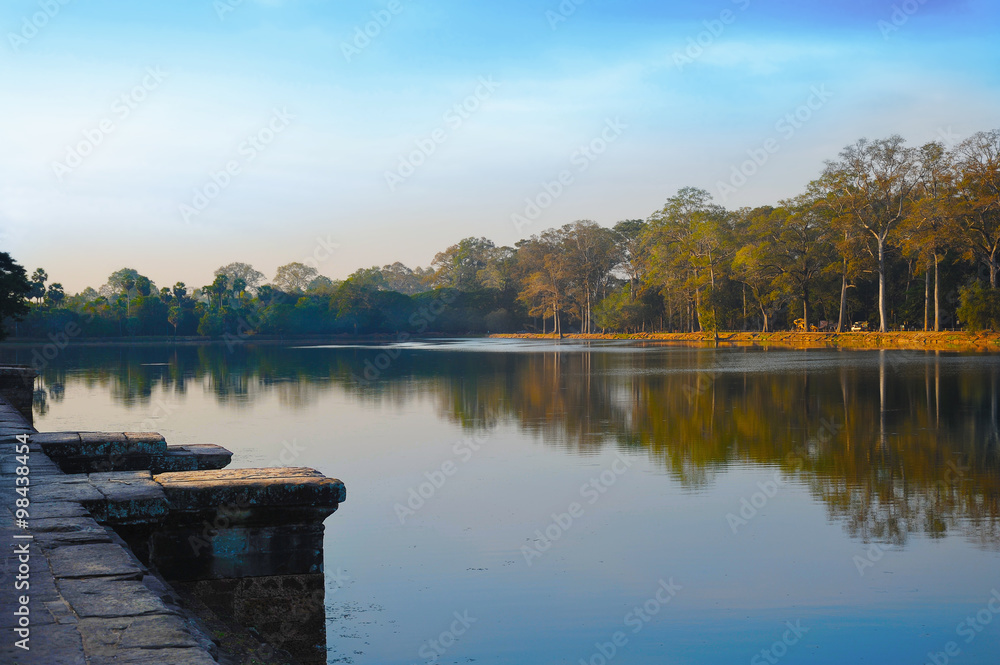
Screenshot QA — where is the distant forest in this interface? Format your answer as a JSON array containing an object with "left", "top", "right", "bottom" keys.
[{"left": 3, "top": 129, "right": 1000, "bottom": 340}]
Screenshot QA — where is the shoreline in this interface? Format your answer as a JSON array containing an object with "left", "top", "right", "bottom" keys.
[
  {"left": 2, "top": 330, "right": 1000, "bottom": 352},
  {"left": 489, "top": 331, "right": 1000, "bottom": 352},
  {"left": 0, "top": 333, "right": 467, "bottom": 347}
]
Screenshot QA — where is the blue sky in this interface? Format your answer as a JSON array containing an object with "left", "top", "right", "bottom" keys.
[{"left": 1, "top": 0, "right": 998, "bottom": 292}]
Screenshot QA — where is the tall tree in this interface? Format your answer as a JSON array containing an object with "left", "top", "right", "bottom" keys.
[
  {"left": 380, "top": 262, "right": 428, "bottom": 295},
  {"left": 431, "top": 237, "right": 495, "bottom": 291},
  {"left": 29, "top": 268, "right": 47, "bottom": 304},
  {"left": 954, "top": 130, "right": 1000, "bottom": 286},
  {"left": 770, "top": 195, "right": 836, "bottom": 330},
  {"left": 559, "top": 221, "right": 619, "bottom": 333},
  {"left": 612, "top": 219, "right": 647, "bottom": 300},
  {"left": 44, "top": 283, "right": 66, "bottom": 308},
  {"left": 206, "top": 274, "right": 229, "bottom": 310},
  {"left": 0, "top": 253, "right": 31, "bottom": 339},
  {"left": 898, "top": 141, "right": 961, "bottom": 330},
  {"left": 732, "top": 206, "right": 783, "bottom": 332},
  {"left": 215, "top": 262, "right": 265, "bottom": 294},
  {"left": 273, "top": 262, "right": 319, "bottom": 294},
  {"left": 645, "top": 187, "right": 730, "bottom": 332},
  {"left": 517, "top": 231, "right": 571, "bottom": 335},
  {"left": 135, "top": 275, "right": 152, "bottom": 297},
  {"left": 823, "top": 136, "right": 921, "bottom": 331}
]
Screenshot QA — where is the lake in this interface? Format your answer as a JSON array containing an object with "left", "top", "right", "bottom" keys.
[{"left": 6, "top": 339, "right": 1000, "bottom": 665}]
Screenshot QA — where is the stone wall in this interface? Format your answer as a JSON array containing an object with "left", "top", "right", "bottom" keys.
[
  {"left": 0, "top": 364, "right": 36, "bottom": 424},
  {"left": 0, "top": 394, "right": 346, "bottom": 665}
]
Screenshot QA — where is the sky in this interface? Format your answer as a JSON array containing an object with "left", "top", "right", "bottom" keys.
[{"left": 1, "top": 0, "right": 998, "bottom": 293}]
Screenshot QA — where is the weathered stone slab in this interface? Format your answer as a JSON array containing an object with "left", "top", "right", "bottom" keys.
[
  {"left": 86, "top": 472, "right": 169, "bottom": 525},
  {"left": 88, "top": 470, "right": 153, "bottom": 483},
  {"left": 47, "top": 543, "right": 144, "bottom": 580},
  {"left": 56, "top": 454, "right": 154, "bottom": 474},
  {"left": 80, "top": 431, "right": 127, "bottom": 444},
  {"left": 32, "top": 432, "right": 83, "bottom": 451},
  {"left": 31, "top": 478, "right": 104, "bottom": 504},
  {"left": 153, "top": 444, "right": 233, "bottom": 472},
  {"left": 0, "top": 622, "right": 86, "bottom": 664},
  {"left": 24, "top": 459, "right": 65, "bottom": 476},
  {"left": 82, "top": 431, "right": 166, "bottom": 456},
  {"left": 43, "top": 598, "right": 78, "bottom": 625},
  {"left": 38, "top": 433, "right": 168, "bottom": 469},
  {"left": 88, "top": 647, "right": 218, "bottom": 665},
  {"left": 124, "top": 431, "right": 167, "bottom": 446},
  {"left": 0, "top": 538, "right": 61, "bottom": 628},
  {"left": 29, "top": 502, "right": 90, "bottom": 519},
  {"left": 28, "top": 516, "right": 103, "bottom": 533},
  {"left": 33, "top": 517, "right": 112, "bottom": 548},
  {"left": 77, "top": 614, "right": 202, "bottom": 653},
  {"left": 154, "top": 467, "right": 346, "bottom": 511},
  {"left": 56, "top": 578, "right": 174, "bottom": 618},
  {"left": 35, "top": 528, "right": 113, "bottom": 549}
]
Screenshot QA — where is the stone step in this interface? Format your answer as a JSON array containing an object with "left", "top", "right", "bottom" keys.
[
  {"left": 32, "top": 432, "right": 233, "bottom": 474},
  {"left": 154, "top": 467, "right": 346, "bottom": 513}
]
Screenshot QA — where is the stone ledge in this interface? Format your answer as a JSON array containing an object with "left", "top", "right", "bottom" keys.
[
  {"left": 34, "top": 432, "right": 233, "bottom": 474},
  {"left": 86, "top": 471, "right": 170, "bottom": 525},
  {"left": 55, "top": 577, "right": 178, "bottom": 619},
  {"left": 78, "top": 614, "right": 204, "bottom": 653},
  {"left": 88, "top": 647, "right": 219, "bottom": 665},
  {"left": 47, "top": 543, "right": 146, "bottom": 580},
  {"left": 154, "top": 467, "right": 347, "bottom": 511}
]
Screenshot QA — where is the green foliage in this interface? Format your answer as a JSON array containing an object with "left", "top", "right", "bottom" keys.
[
  {"left": 197, "top": 311, "right": 226, "bottom": 337},
  {"left": 8, "top": 129, "right": 1000, "bottom": 338},
  {"left": 957, "top": 282, "right": 1000, "bottom": 331},
  {"left": 594, "top": 286, "right": 648, "bottom": 332},
  {"left": 0, "top": 253, "right": 32, "bottom": 339}
]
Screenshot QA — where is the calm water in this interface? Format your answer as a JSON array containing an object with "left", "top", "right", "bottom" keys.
[{"left": 6, "top": 340, "right": 1000, "bottom": 664}]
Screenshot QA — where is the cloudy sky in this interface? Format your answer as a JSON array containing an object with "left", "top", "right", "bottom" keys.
[{"left": 1, "top": 0, "right": 998, "bottom": 293}]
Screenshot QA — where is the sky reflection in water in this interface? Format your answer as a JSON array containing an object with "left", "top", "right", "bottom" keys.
[{"left": 7, "top": 340, "right": 1000, "bottom": 664}]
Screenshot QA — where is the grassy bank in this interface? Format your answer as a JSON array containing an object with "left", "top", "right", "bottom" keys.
[{"left": 489, "top": 331, "right": 1000, "bottom": 352}]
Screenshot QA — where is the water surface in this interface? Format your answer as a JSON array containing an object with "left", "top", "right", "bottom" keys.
[{"left": 7, "top": 340, "right": 1000, "bottom": 664}]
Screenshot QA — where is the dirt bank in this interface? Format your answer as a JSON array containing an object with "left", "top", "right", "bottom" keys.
[{"left": 489, "top": 331, "right": 1000, "bottom": 352}]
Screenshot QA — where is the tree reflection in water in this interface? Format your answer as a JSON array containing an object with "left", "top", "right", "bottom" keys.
[{"left": 13, "top": 341, "right": 999, "bottom": 550}]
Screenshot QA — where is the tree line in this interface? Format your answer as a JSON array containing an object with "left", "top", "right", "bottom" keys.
[{"left": 1, "top": 129, "right": 999, "bottom": 340}]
